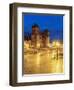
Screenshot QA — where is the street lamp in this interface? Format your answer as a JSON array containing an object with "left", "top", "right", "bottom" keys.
[
  {"left": 55, "top": 41, "right": 60, "bottom": 60},
  {"left": 52, "top": 40, "right": 60, "bottom": 60}
]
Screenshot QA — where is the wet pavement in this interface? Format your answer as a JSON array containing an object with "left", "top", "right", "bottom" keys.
[{"left": 24, "top": 50, "right": 64, "bottom": 74}]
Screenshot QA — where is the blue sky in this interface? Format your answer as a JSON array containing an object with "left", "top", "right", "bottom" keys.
[{"left": 23, "top": 13, "right": 63, "bottom": 41}]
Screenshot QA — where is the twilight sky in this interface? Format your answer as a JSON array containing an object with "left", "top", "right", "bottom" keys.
[{"left": 23, "top": 13, "right": 63, "bottom": 41}]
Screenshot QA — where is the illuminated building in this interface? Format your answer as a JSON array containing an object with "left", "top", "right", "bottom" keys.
[
  {"left": 31, "top": 24, "right": 50, "bottom": 48},
  {"left": 31, "top": 24, "right": 40, "bottom": 48}
]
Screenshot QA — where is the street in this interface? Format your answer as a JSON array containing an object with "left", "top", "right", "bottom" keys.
[{"left": 24, "top": 49, "right": 64, "bottom": 74}]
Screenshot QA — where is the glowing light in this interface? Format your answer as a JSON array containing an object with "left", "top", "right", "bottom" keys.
[
  {"left": 56, "top": 42, "right": 60, "bottom": 47},
  {"left": 37, "top": 43, "right": 40, "bottom": 48},
  {"left": 51, "top": 50, "right": 56, "bottom": 59},
  {"left": 24, "top": 41, "right": 29, "bottom": 49},
  {"left": 52, "top": 40, "right": 61, "bottom": 48}
]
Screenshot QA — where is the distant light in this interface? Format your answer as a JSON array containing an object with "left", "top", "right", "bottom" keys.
[{"left": 52, "top": 40, "right": 60, "bottom": 48}]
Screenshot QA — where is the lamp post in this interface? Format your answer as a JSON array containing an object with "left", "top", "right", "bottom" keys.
[
  {"left": 52, "top": 41, "right": 60, "bottom": 60},
  {"left": 55, "top": 41, "right": 60, "bottom": 60}
]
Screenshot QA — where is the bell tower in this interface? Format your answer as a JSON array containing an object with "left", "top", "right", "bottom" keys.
[{"left": 31, "top": 24, "right": 40, "bottom": 48}]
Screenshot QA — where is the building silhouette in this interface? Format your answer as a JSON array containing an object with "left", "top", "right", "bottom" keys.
[
  {"left": 31, "top": 24, "right": 40, "bottom": 48},
  {"left": 31, "top": 24, "right": 50, "bottom": 48}
]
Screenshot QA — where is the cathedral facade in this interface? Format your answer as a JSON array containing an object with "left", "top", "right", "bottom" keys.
[{"left": 31, "top": 24, "right": 50, "bottom": 48}]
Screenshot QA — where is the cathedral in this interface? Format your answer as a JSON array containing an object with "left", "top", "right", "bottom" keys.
[{"left": 31, "top": 24, "right": 50, "bottom": 48}]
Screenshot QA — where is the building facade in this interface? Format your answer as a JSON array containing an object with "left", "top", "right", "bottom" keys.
[{"left": 31, "top": 24, "right": 50, "bottom": 48}]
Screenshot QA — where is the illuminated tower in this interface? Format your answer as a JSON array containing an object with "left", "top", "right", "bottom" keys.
[{"left": 31, "top": 24, "right": 40, "bottom": 48}]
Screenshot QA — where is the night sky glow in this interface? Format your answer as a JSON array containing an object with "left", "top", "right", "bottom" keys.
[{"left": 23, "top": 13, "right": 63, "bottom": 41}]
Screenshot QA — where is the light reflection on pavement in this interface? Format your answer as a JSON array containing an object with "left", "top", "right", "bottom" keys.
[{"left": 24, "top": 50, "right": 64, "bottom": 74}]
